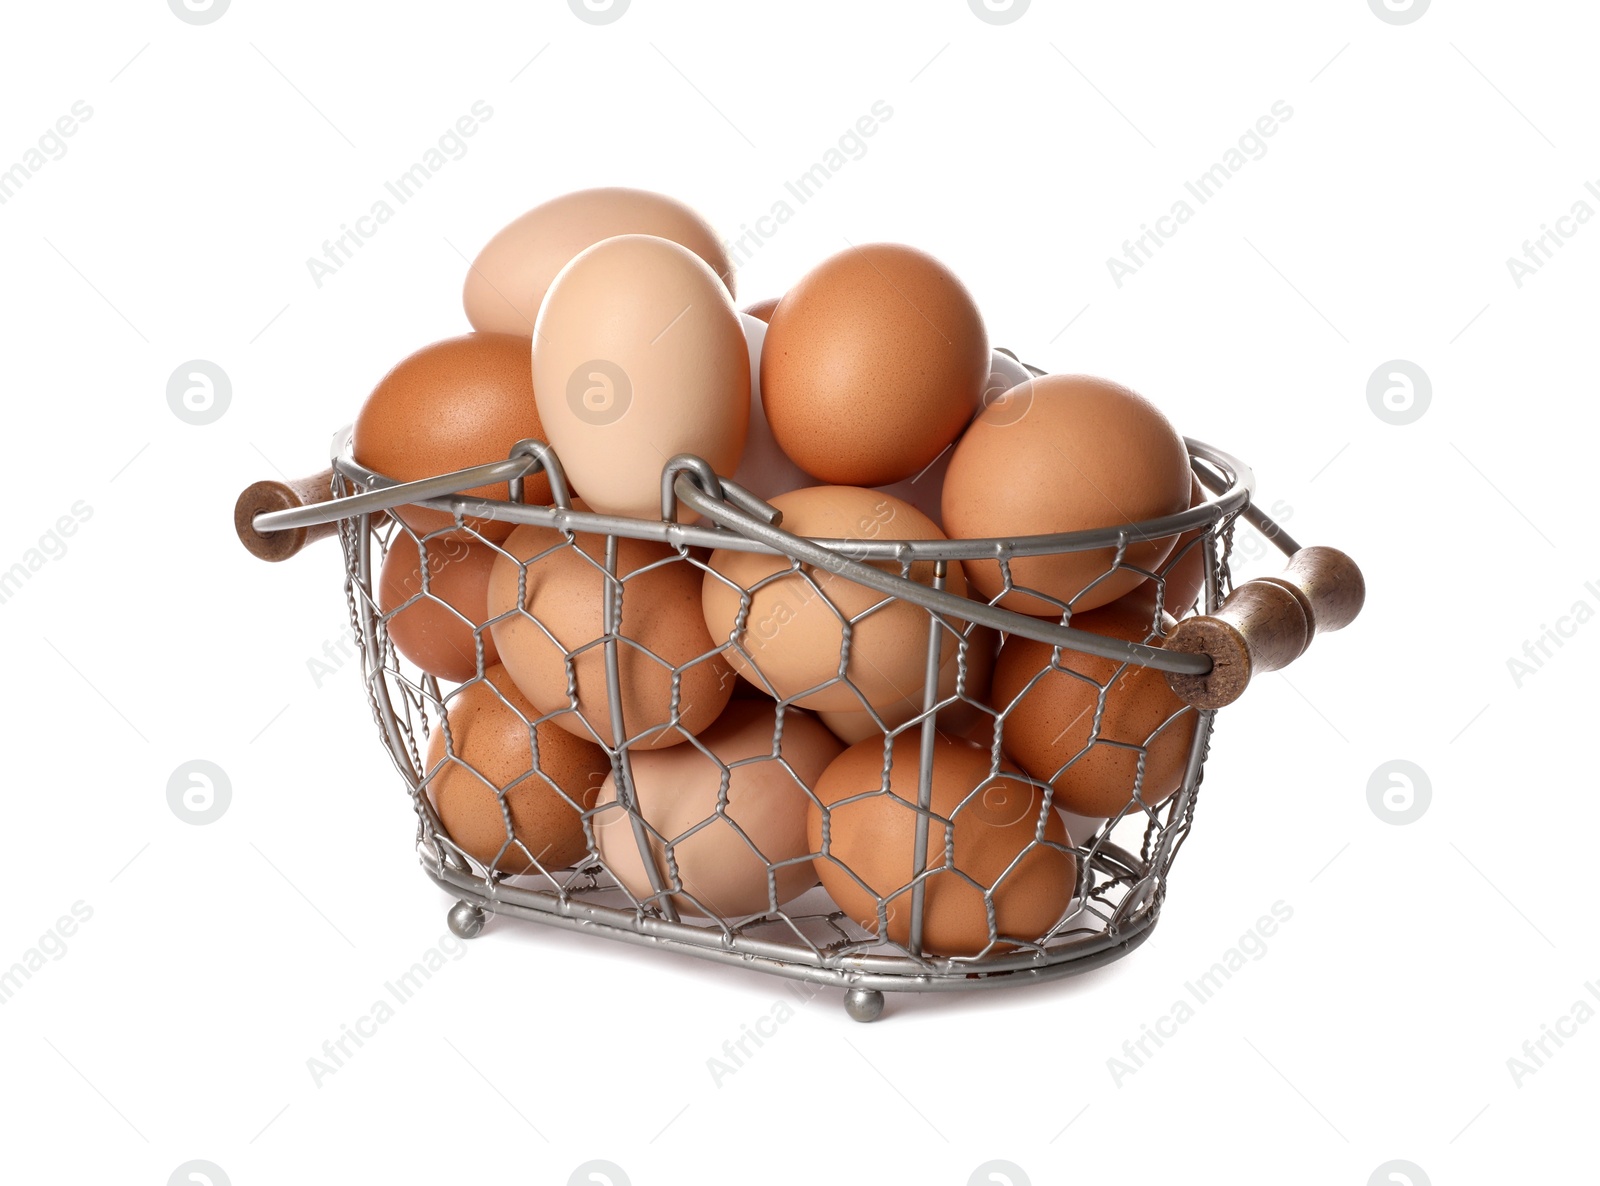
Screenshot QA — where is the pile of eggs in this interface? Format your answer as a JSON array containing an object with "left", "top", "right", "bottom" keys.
[{"left": 353, "top": 187, "right": 1210, "bottom": 958}]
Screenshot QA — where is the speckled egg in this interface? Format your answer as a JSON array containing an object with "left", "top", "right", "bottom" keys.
[{"left": 351, "top": 333, "right": 550, "bottom": 541}]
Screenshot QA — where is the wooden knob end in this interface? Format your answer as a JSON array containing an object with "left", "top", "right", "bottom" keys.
[
  {"left": 1270, "top": 545, "right": 1365, "bottom": 633},
  {"left": 1163, "top": 543, "right": 1363, "bottom": 709},
  {"left": 1165, "top": 580, "right": 1310, "bottom": 709},
  {"left": 234, "top": 469, "right": 337, "bottom": 562}
]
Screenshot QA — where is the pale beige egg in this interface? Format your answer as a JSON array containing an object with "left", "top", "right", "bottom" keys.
[
  {"left": 531, "top": 234, "right": 749, "bottom": 520},
  {"left": 463, "top": 187, "right": 734, "bottom": 335}
]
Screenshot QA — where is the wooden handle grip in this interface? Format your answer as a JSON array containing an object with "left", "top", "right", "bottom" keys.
[
  {"left": 1164, "top": 545, "right": 1364, "bottom": 709},
  {"left": 234, "top": 468, "right": 339, "bottom": 562}
]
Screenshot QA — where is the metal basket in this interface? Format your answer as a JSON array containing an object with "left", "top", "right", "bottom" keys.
[{"left": 236, "top": 416, "right": 1361, "bottom": 1022}]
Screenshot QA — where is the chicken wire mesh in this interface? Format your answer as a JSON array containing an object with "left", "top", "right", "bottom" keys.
[{"left": 324, "top": 437, "right": 1255, "bottom": 1009}]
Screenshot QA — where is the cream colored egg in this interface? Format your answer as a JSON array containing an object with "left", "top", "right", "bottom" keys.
[
  {"left": 532, "top": 234, "right": 749, "bottom": 520},
  {"left": 463, "top": 187, "right": 734, "bottom": 336}
]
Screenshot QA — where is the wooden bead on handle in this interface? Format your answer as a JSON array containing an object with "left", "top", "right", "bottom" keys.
[
  {"left": 1164, "top": 546, "right": 1364, "bottom": 709},
  {"left": 1263, "top": 545, "right": 1365, "bottom": 634},
  {"left": 234, "top": 468, "right": 338, "bottom": 562}
]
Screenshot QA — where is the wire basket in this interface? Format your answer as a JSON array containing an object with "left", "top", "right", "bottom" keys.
[{"left": 235, "top": 417, "right": 1362, "bottom": 1022}]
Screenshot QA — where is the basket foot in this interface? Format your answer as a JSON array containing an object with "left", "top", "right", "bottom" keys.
[
  {"left": 447, "top": 900, "right": 487, "bottom": 939},
  {"left": 843, "top": 988, "right": 885, "bottom": 1023}
]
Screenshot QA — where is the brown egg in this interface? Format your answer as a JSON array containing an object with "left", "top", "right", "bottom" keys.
[
  {"left": 378, "top": 533, "right": 500, "bottom": 682},
  {"left": 808, "top": 733, "right": 1075, "bottom": 957},
  {"left": 352, "top": 333, "right": 550, "bottom": 541},
  {"left": 463, "top": 187, "right": 734, "bottom": 336},
  {"left": 592, "top": 701, "right": 841, "bottom": 918},
  {"left": 730, "top": 675, "right": 776, "bottom": 701},
  {"left": 942, "top": 374, "right": 1191, "bottom": 616},
  {"left": 817, "top": 624, "right": 997, "bottom": 744},
  {"left": 701, "top": 487, "right": 968, "bottom": 713},
  {"left": 488, "top": 522, "right": 734, "bottom": 749},
  {"left": 990, "top": 597, "right": 1199, "bottom": 819},
  {"left": 426, "top": 665, "right": 611, "bottom": 874},
  {"left": 1157, "top": 474, "right": 1209, "bottom": 618},
  {"left": 874, "top": 350, "right": 1034, "bottom": 528},
  {"left": 761, "top": 243, "right": 989, "bottom": 486}
]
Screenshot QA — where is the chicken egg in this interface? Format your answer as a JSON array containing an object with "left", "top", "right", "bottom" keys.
[
  {"left": 426, "top": 665, "right": 611, "bottom": 875},
  {"left": 378, "top": 532, "right": 500, "bottom": 683},
  {"left": 488, "top": 519, "right": 734, "bottom": 749},
  {"left": 990, "top": 595, "right": 1199, "bottom": 818},
  {"left": 352, "top": 333, "right": 551, "bottom": 541},
  {"left": 808, "top": 733, "right": 1075, "bottom": 957},
  {"left": 942, "top": 374, "right": 1191, "bottom": 615},
  {"left": 532, "top": 234, "right": 749, "bottom": 520},
  {"left": 701, "top": 486, "right": 968, "bottom": 714},
  {"left": 761, "top": 243, "right": 989, "bottom": 486},
  {"left": 592, "top": 701, "right": 840, "bottom": 918},
  {"left": 464, "top": 187, "right": 734, "bottom": 336}
]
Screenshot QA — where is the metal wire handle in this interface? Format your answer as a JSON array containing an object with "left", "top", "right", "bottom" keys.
[
  {"left": 669, "top": 466, "right": 1213, "bottom": 677},
  {"left": 250, "top": 429, "right": 1257, "bottom": 564},
  {"left": 246, "top": 429, "right": 1283, "bottom": 682}
]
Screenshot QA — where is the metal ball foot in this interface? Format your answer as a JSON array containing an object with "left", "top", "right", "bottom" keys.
[
  {"left": 843, "top": 988, "right": 885, "bottom": 1023},
  {"left": 447, "top": 900, "right": 487, "bottom": 939}
]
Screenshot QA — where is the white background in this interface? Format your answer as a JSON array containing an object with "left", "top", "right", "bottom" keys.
[{"left": 1, "top": 1, "right": 1595, "bottom": 1183}]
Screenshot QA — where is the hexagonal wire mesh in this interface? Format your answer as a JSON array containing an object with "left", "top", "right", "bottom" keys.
[{"left": 329, "top": 428, "right": 1265, "bottom": 1000}]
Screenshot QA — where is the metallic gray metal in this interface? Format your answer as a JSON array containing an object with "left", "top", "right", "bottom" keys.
[
  {"left": 674, "top": 473, "right": 1215, "bottom": 677},
  {"left": 906, "top": 562, "right": 949, "bottom": 956},
  {"left": 309, "top": 418, "right": 1286, "bottom": 1010},
  {"left": 258, "top": 427, "right": 1255, "bottom": 564},
  {"left": 447, "top": 900, "right": 486, "bottom": 939},
  {"left": 509, "top": 438, "right": 573, "bottom": 509},
  {"left": 844, "top": 988, "right": 886, "bottom": 1023},
  {"left": 1240, "top": 499, "right": 1301, "bottom": 558},
  {"left": 602, "top": 531, "right": 679, "bottom": 924},
  {"left": 419, "top": 847, "right": 1159, "bottom": 991}
]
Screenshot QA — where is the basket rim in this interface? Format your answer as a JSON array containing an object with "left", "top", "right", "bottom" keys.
[{"left": 320, "top": 425, "right": 1256, "bottom": 564}]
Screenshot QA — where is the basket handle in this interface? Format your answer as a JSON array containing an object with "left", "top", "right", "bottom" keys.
[
  {"left": 1162, "top": 545, "right": 1364, "bottom": 709},
  {"left": 672, "top": 469, "right": 1215, "bottom": 679},
  {"left": 234, "top": 468, "right": 342, "bottom": 562}
]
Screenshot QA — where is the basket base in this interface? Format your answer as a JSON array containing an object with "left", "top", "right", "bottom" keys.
[{"left": 420, "top": 850, "right": 1160, "bottom": 1008}]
